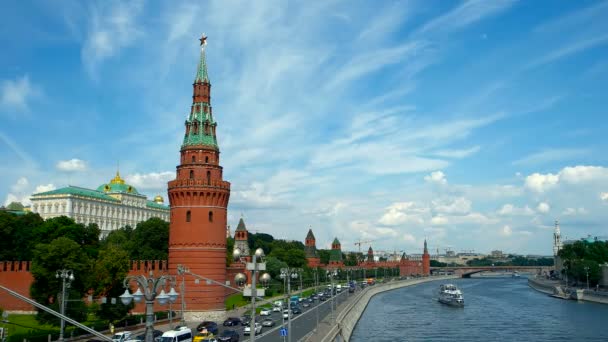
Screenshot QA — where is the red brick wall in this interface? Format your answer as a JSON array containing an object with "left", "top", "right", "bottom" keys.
[{"left": 0, "top": 261, "right": 35, "bottom": 312}]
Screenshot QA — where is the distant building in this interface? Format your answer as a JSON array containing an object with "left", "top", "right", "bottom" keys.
[
  {"left": 304, "top": 229, "right": 321, "bottom": 268},
  {"left": 329, "top": 237, "right": 344, "bottom": 267},
  {"left": 30, "top": 171, "right": 169, "bottom": 237},
  {"left": 234, "top": 217, "right": 250, "bottom": 257},
  {"left": 491, "top": 250, "right": 504, "bottom": 259}
]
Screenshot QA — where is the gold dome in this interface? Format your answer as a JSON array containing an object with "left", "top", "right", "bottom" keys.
[
  {"left": 154, "top": 195, "right": 164, "bottom": 203},
  {"left": 110, "top": 170, "right": 125, "bottom": 185}
]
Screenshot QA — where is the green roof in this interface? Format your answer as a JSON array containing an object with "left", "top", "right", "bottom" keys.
[
  {"left": 332, "top": 237, "right": 341, "bottom": 245},
  {"left": 195, "top": 46, "right": 209, "bottom": 83},
  {"left": 182, "top": 101, "right": 218, "bottom": 149},
  {"left": 147, "top": 201, "right": 169, "bottom": 210},
  {"left": 329, "top": 248, "right": 342, "bottom": 262},
  {"left": 236, "top": 218, "right": 247, "bottom": 231},
  {"left": 32, "top": 186, "right": 120, "bottom": 202},
  {"left": 96, "top": 182, "right": 140, "bottom": 195}
]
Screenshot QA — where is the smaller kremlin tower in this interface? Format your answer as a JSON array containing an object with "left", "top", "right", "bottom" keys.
[
  {"left": 234, "top": 217, "right": 250, "bottom": 259},
  {"left": 367, "top": 246, "right": 374, "bottom": 263},
  {"left": 304, "top": 228, "right": 320, "bottom": 268},
  {"left": 422, "top": 239, "right": 430, "bottom": 275},
  {"left": 329, "top": 237, "right": 344, "bottom": 267}
]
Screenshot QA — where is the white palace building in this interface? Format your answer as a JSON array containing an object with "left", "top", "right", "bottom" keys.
[{"left": 30, "top": 171, "right": 169, "bottom": 237}]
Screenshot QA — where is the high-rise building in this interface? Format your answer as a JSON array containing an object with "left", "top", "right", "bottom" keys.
[
  {"left": 30, "top": 171, "right": 169, "bottom": 237},
  {"left": 167, "top": 36, "right": 231, "bottom": 316}
]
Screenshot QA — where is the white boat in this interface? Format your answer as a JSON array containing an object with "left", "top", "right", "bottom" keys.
[
  {"left": 512, "top": 271, "right": 520, "bottom": 278},
  {"left": 438, "top": 284, "right": 464, "bottom": 307}
]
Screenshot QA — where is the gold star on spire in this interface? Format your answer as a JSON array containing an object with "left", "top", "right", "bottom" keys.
[{"left": 199, "top": 34, "right": 207, "bottom": 46}]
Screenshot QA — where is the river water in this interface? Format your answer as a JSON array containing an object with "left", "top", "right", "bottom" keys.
[{"left": 350, "top": 277, "right": 608, "bottom": 341}]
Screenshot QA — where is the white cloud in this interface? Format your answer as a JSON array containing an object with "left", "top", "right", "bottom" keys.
[
  {"left": 416, "top": 0, "right": 516, "bottom": 36},
  {"left": 56, "top": 158, "right": 87, "bottom": 172},
  {"left": 35, "top": 184, "right": 56, "bottom": 193},
  {"left": 497, "top": 204, "right": 534, "bottom": 216},
  {"left": 536, "top": 202, "right": 550, "bottom": 214},
  {"left": 378, "top": 202, "right": 427, "bottom": 226},
  {"left": 501, "top": 225, "right": 512, "bottom": 236},
  {"left": 125, "top": 171, "right": 173, "bottom": 191},
  {"left": 562, "top": 207, "right": 588, "bottom": 216},
  {"left": 601, "top": 192, "right": 608, "bottom": 202},
  {"left": 524, "top": 172, "right": 559, "bottom": 193},
  {"left": 513, "top": 148, "right": 589, "bottom": 166},
  {"left": 82, "top": 0, "right": 144, "bottom": 76},
  {"left": 431, "top": 216, "right": 448, "bottom": 225},
  {"left": 433, "top": 146, "right": 480, "bottom": 159},
  {"left": 1, "top": 75, "right": 39, "bottom": 113},
  {"left": 424, "top": 171, "right": 447, "bottom": 185},
  {"left": 432, "top": 197, "right": 471, "bottom": 215},
  {"left": 11, "top": 177, "right": 29, "bottom": 193},
  {"left": 231, "top": 182, "right": 284, "bottom": 210},
  {"left": 525, "top": 166, "right": 608, "bottom": 193}
]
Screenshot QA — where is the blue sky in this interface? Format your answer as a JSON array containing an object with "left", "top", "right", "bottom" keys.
[{"left": 1, "top": 0, "right": 607, "bottom": 255}]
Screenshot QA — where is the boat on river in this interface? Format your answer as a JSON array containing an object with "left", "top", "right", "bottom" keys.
[
  {"left": 512, "top": 271, "right": 520, "bottom": 278},
  {"left": 438, "top": 284, "right": 465, "bottom": 307}
]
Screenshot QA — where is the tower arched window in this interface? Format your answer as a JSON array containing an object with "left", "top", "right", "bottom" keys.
[
  {"left": 207, "top": 171, "right": 211, "bottom": 184},
  {"left": 208, "top": 211, "right": 213, "bottom": 222},
  {"left": 192, "top": 155, "right": 196, "bottom": 163},
  {"left": 186, "top": 211, "right": 191, "bottom": 222},
  {"left": 190, "top": 170, "right": 194, "bottom": 179},
  {"left": 205, "top": 156, "right": 209, "bottom": 163}
]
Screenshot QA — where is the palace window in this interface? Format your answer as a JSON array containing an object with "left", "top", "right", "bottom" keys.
[
  {"left": 208, "top": 211, "right": 213, "bottom": 222},
  {"left": 186, "top": 211, "right": 191, "bottom": 222}
]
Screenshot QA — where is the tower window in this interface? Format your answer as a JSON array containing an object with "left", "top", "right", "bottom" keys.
[
  {"left": 190, "top": 170, "right": 194, "bottom": 179},
  {"left": 192, "top": 156, "right": 196, "bottom": 163},
  {"left": 208, "top": 211, "right": 213, "bottom": 222},
  {"left": 205, "top": 156, "right": 209, "bottom": 163},
  {"left": 186, "top": 211, "right": 191, "bottom": 222},
  {"left": 207, "top": 171, "right": 211, "bottom": 184}
]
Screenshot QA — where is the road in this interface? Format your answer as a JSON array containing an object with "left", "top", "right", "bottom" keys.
[{"left": 185, "top": 287, "right": 354, "bottom": 342}]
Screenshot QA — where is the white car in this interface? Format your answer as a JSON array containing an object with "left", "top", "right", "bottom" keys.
[
  {"left": 272, "top": 306, "right": 282, "bottom": 312},
  {"left": 260, "top": 308, "right": 271, "bottom": 316},
  {"left": 244, "top": 322, "right": 262, "bottom": 335},
  {"left": 282, "top": 309, "right": 291, "bottom": 320}
]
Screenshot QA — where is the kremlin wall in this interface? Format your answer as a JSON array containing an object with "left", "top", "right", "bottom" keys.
[{"left": 0, "top": 37, "right": 429, "bottom": 315}]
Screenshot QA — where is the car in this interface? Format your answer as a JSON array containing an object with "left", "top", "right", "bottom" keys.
[
  {"left": 222, "top": 317, "right": 241, "bottom": 326},
  {"left": 261, "top": 318, "right": 275, "bottom": 327},
  {"left": 217, "top": 330, "right": 239, "bottom": 342},
  {"left": 243, "top": 322, "right": 262, "bottom": 335},
  {"left": 259, "top": 308, "right": 271, "bottom": 316},
  {"left": 302, "top": 302, "right": 310, "bottom": 308},
  {"left": 292, "top": 307, "right": 302, "bottom": 315},
  {"left": 194, "top": 332, "right": 216, "bottom": 342},
  {"left": 241, "top": 314, "right": 251, "bottom": 326},
  {"left": 112, "top": 332, "right": 132, "bottom": 342},
  {"left": 272, "top": 306, "right": 282, "bottom": 312},
  {"left": 282, "top": 309, "right": 291, "bottom": 320},
  {"left": 196, "top": 321, "right": 218, "bottom": 335},
  {"left": 319, "top": 296, "right": 327, "bottom": 301}
]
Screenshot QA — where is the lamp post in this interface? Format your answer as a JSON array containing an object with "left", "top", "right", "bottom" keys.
[
  {"left": 56, "top": 269, "right": 74, "bottom": 342},
  {"left": 280, "top": 267, "right": 302, "bottom": 342},
  {"left": 326, "top": 268, "right": 338, "bottom": 322},
  {"left": 584, "top": 266, "right": 590, "bottom": 290},
  {"left": 119, "top": 272, "right": 177, "bottom": 342},
  {"left": 233, "top": 248, "right": 270, "bottom": 342},
  {"left": 176, "top": 265, "right": 188, "bottom": 326}
]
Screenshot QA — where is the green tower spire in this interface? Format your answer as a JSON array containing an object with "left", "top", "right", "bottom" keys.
[{"left": 195, "top": 35, "right": 209, "bottom": 83}]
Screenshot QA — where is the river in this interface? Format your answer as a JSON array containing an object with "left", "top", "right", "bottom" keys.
[{"left": 350, "top": 277, "right": 608, "bottom": 341}]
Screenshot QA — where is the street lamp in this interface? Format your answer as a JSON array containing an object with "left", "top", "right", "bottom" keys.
[
  {"left": 119, "top": 272, "right": 177, "bottom": 342},
  {"left": 584, "top": 266, "right": 590, "bottom": 290},
  {"left": 176, "top": 265, "right": 188, "bottom": 326},
  {"left": 233, "top": 247, "right": 270, "bottom": 342},
  {"left": 280, "top": 267, "right": 302, "bottom": 342},
  {"left": 326, "top": 268, "right": 338, "bottom": 322},
  {"left": 56, "top": 269, "right": 74, "bottom": 342}
]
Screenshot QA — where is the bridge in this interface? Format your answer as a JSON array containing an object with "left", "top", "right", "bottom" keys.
[{"left": 430, "top": 266, "right": 553, "bottom": 278}]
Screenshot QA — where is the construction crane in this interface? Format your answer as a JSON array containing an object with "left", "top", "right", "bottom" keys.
[{"left": 354, "top": 239, "right": 375, "bottom": 253}]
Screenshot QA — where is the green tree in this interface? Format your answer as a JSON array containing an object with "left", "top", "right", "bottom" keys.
[
  {"left": 131, "top": 218, "right": 169, "bottom": 260},
  {"left": 226, "top": 237, "right": 234, "bottom": 266},
  {"left": 92, "top": 245, "right": 133, "bottom": 323},
  {"left": 318, "top": 250, "right": 330, "bottom": 265},
  {"left": 30, "top": 237, "right": 91, "bottom": 325}
]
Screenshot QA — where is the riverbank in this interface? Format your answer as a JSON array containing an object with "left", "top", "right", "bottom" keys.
[
  {"left": 528, "top": 276, "right": 608, "bottom": 305},
  {"left": 306, "top": 275, "right": 458, "bottom": 342}
]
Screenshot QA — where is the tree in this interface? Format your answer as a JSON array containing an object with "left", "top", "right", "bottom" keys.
[
  {"left": 30, "top": 237, "right": 92, "bottom": 325},
  {"left": 226, "top": 237, "right": 234, "bottom": 266},
  {"left": 131, "top": 218, "right": 169, "bottom": 260},
  {"left": 318, "top": 250, "right": 330, "bottom": 265},
  {"left": 92, "top": 245, "right": 133, "bottom": 323}
]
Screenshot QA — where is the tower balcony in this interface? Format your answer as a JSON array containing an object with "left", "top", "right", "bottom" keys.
[{"left": 168, "top": 179, "right": 231, "bottom": 190}]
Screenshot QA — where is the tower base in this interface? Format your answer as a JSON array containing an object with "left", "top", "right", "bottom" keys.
[{"left": 183, "top": 309, "right": 227, "bottom": 323}]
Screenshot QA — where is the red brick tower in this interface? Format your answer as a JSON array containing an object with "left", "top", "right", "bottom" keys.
[
  {"left": 367, "top": 246, "right": 374, "bottom": 263},
  {"left": 304, "top": 228, "right": 320, "bottom": 268},
  {"left": 329, "top": 237, "right": 344, "bottom": 267},
  {"left": 168, "top": 36, "right": 231, "bottom": 313},
  {"left": 422, "top": 239, "right": 430, "bottom": 275}
]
